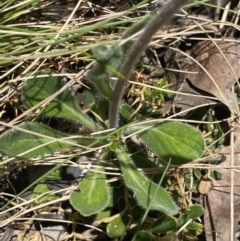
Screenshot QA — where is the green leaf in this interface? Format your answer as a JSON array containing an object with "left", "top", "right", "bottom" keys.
[
  {"left": 152, "top": 215, "right": 178, "bottom": 233},
  {"left": 120, "top": 104, "right": 134, "bottom": 119},
  {"left": 70, "top": 166, "right": 110, "bottom": 216},
  {"left": 106, "top": 214, "right": 129, "bottom": 238},
  {"left": 184, "top": 172, "right": 199, "bottom": 193},
  {"left": 186, "top": 222, "right": 203, "bottom": 235},
  {"left": 193, "top": 169, "right": 201, "bottom": 179},
  {"left": 87, "top": 64, "right": 113, "bottom": 100},
  {"left": 135, "top": 231, "right": 151, "bottom": 241},
  {"left": 131, "top": 153, "right": 156, "bottom": 169},
  {"left": 92, "top": 45, "right": 113, "bottom": 64},
  {"left": 115, "top": 147, "right": 178, "bottom": 215},
  {"left": 93, "top": 45, "right": 123, "bottom": 71},
  {"left": 0, "top": 122, "right": 104, "bottom": 158},
  {"left": 124, "top": 121, "right": 205, "bottom": 165},
  {"left": 210, "top": 170, "right": 223, "bottom": 180},
  {"left": 22, "top": 71, "right": 100, "bottom": 131},
  {"left": 31, "top": 183, "right": 58, "bottom": 205},
  {"left": 178, "top": 214, "right": 189, "bottom": 227},
  {"left": 87, "top": 45, "right": 123, "bottom": 100},
  {"left": 156, "top": 233, "right": 178, "bottom": 241},
  {"left": 185, "top": 204, "right": 204, "bottom": 219},
  {"left": 109, "top": 142, "right": 118, "bottom": 151},
  {"left": 186, "top": 222, "right": 203, "bottom": 230},
  {"left": 178, "top": 205, "right": 204, "bottom": 227},
  {"left": 95, "top": 187, "right": 123, "bottom": 220},
  {"left": 0, "top": 122, "right": 76, "bottom": 158}
]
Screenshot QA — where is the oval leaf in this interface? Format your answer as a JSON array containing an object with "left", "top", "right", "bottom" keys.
[
  {"left": 124, "top": 121, "right": 205, "bottom": 165},
  {"left": 0, "top": 122, "right": 104, "bottom": 158},
  {"left": 135, "top": 231, "right": 151, "bottom": 241},
  {"left": 106, "top": 214, "right": 129, "bottom": 238},
  {"left": 185, "top": 204, "right": 204, "bottom": 219},
  {"left": 70, "top": 166, "right": 109, "bottom": 216},
  {"left": 116, "top": 147, "right": 178, "bottom": 215},
  {"left": 152, "top": 215, "right": 178, "bottom": 233},
  {"left": 0, "top": 122, "right": 77, "bottom": 158},
  {"left": 22, "top": 72, "right": 100, "bottom": 131},
  {"left": 210, "top": 170, "right": 223, "bottom": 180},
  {"left": 178, "top": 204, "right": 204, "bottom": 227}
]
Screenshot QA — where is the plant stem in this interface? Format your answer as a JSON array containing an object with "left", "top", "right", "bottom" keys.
[{"left": 109, "top": 0, "right": 189, "bottom": 128}]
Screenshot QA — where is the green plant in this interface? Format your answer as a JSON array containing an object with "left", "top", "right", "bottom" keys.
[{"left": 0, "top": 0, "right": 208, "bottom": 240}]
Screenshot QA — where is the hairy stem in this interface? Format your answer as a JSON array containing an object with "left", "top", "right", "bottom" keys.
[{"left": 109, "top": 0, "right": 189, "bottom": 128}]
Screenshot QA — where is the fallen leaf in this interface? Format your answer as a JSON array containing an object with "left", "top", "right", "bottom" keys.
[
  {"left": 204, "top": 123, "right": 240, "bottom": 241},
  {"left": 174, "top": 78, "right": 217, "bottom": 116},
  {"left": 164, "top": 40, "right": 239, "bottom": 115}
]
